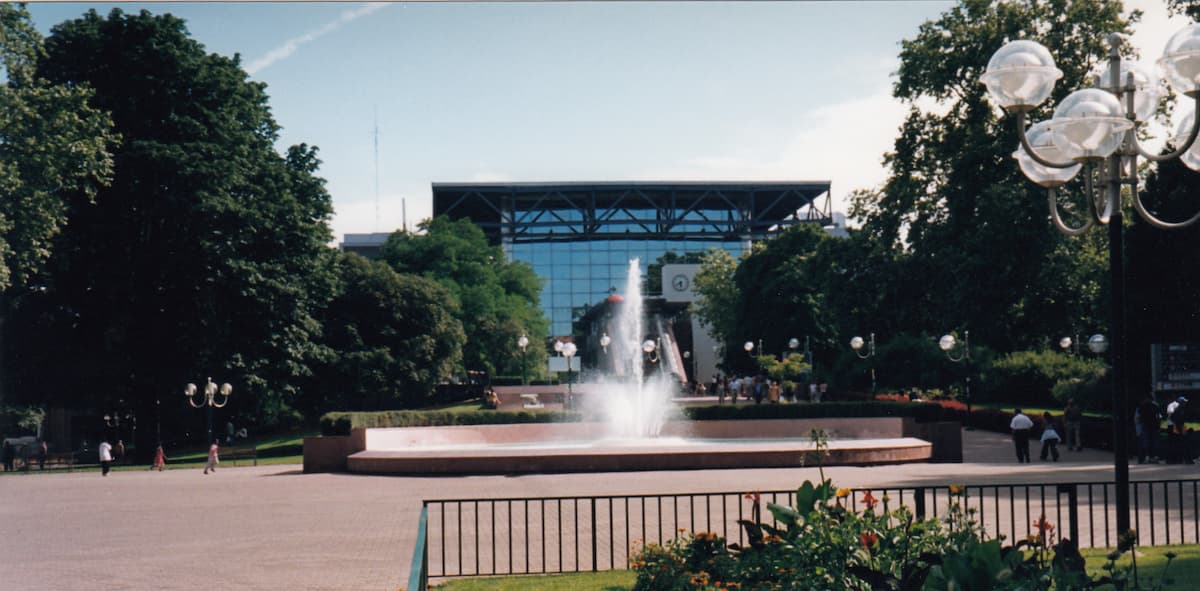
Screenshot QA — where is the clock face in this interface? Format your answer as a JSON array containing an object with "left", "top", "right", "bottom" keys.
[{"left": 672, "top": 274, "right": 690, "bottom": 292}]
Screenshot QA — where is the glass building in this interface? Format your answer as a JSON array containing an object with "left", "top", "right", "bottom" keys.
[{"left": 432, "top": 181, "right": 832, "bottom": 336}]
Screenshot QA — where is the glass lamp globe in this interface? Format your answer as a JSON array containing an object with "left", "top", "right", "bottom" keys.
[
  {"left": 562, "top": 342, "right": 577, "bottom": 357},
  {"left": 1159, "top": 24, "right": 1200, "bottom": 97},
  {"left": 1050, "top": 88, "right": 1133, "bottom": 161},
  {"left": 1013, "top": 120, "right": 1082, "bottom": 187},
  {"left": 788, "top": 337, "right": 800, "bottom": 350},
  {"left": 643, "top": 340, "right": 657, "bottom": 353},
  {"left": 743, "top": 341, "right": 754, "bottom": 352},
  {"left": 1088, "top": 333, "right": 1110, "bottom": 354},
  {"left": 554, "top": 340, "right": 564, "bottom": 354},
  {"left": 1059, "top": 336, "right": 1073, "bottom": 350},
  {"left": 518, "top": 334, "right": 529, "bottom": 350},
  {"left": 981, "top": 40, "right": 1063, "bottom": 111},
  {"left": 1095, "top": 60, "right": 1164, "bottom": 122},
  {"left": 1174, "top": 111, "right": 1200, "bottom": 171},
  {"left": 939, "top": 335, "right": 957, "bottom": 352},
  {"left": 599, "top": 333, "right": 611, "bottom": 348},
  {"left": 850, "top": 336, "right": 864, "bottom": 351}
]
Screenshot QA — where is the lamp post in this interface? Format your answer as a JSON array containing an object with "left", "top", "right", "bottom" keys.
[
  {"left": 983, "top": 27, "right": 1200, "bottom": 535},
  {"left": 850, "top": 333, "right": 876, "bottom": 395},
  {"left": 562, "top": 342, "right": 577, "bottom": 409},
  {"left": 184, "top": 378, "right": 232, "bottom": 445},
  {"left": 518, "top": 334, "right": 529, "bottom": 386},
  {"left": 1060, "top": 335, "right": 1080, "bottom": 356},
  {"left": 939, "top": 331, "right": 972, "bottom": 419}
]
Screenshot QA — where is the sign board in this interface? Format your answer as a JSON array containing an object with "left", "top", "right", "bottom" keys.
[{"left": 1151, "top": 343, "right": 1200, "bottom": 395}]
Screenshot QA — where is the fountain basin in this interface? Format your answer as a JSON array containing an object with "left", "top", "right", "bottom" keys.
[{"left": 344, "top": 418, "right": 933, "bottom": 474}]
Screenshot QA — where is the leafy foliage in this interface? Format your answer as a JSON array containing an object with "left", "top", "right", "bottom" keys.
[
  {"left": 305, "top": 253, "right": 465, "bottom": 412},
  {"left": 7, "top": 8, "right": 338, "bottom": 447},
  {"left": 380, "top": 216, "right": 549, "bottom": 379},
  {"left": 979, "top": 350, "right": 1108, "bottom": 408}
]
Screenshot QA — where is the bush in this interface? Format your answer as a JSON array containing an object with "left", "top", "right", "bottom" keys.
[
  {"left": 681, "top": 401, "right": 961, "bottom": 423},
  {"left": 979, "top": 350, "right": 1107, "bottom": 407},
  {"left": 319, "top": 409, "right": 583, "bottom": 435}
]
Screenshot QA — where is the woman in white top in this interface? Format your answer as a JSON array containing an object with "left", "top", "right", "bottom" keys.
[{"left": 98, "top": 440, "right": 113, "bottom": 476}]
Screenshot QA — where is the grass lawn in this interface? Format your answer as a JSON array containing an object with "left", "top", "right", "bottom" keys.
[
  {"left": 433, "top": 570, "right": 635, "bottom": 591},
  {"left": 430, "top": 545, "right": 1200, "bottom": 590},
  {"left": 1083, "top": 544, "right": 1200, "bottom": 586}
]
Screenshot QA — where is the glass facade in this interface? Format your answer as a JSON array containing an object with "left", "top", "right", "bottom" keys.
[{"left": 512, "top": 239, "right": 744, "bottom": 335}]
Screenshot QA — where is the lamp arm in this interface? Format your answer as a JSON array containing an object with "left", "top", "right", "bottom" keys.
[
  {"left": 1047, "top": 187, "right": 1095, "bottom": 236},
  {"left": 1129, "top": 180, "right": 1200, "bottom": 229},
  {"left": 1087, "top": 164, "right": 1115, "bottom": 225},
  {"left": 1015, "top": 111, "right": 1079, "bottom": 169},
  {"left": 185, "top": 395, "right": 206, "bottom": 409},
  {"left": 1135, "top": 93, "right": 1200, "bottom": 162}
]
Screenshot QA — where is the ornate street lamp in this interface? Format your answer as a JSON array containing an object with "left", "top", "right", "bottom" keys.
[
  {"left": 940, "top": 331, "right": 973, "bottom": 418},
  {"left": 643, "top": 339, "right": 660, "bottom": 365},
  {"left": 185, "top": 378, "right": 232, "bottom": 445},
  {"left": 1089, "top": 333, "right": 1110, "bottom": 354},
  {"left": 850, "top": 334, "right": 877, "bottom": 395},
  {"left": 984, "top": 26, "right": 1200, "bottom": 534},
  {"left": 517, "top": 334, "right": 529, "bottom": 386},
  {"left": 562, "top": 341, "right": 577, "bottom": 409}
]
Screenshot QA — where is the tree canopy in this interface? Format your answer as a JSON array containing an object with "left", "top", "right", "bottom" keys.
[
  {"left": 7, "top": 8, "right": 338, "bottom": 446},
  {"left": 381, "top": 216, "right": 549, "bottom": 379}
]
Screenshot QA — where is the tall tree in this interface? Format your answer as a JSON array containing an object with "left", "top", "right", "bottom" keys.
[
  {"left": 381, "top": 216, "right": 549, "bottom": 379},
  {"left": 854, "top": 0, "right": 1125, "bottom": 351},
  {"left": 20, "top": 8, "right": 337, "bottom": 448},
  {"left": 306, "top": 252, "right": 464, "bottom": 411},
  {"left": 0, "top": 3, "right": 116, "bottom": 407}
]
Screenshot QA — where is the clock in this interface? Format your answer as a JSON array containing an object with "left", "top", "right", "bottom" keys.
[{"left": 672, "top": 274, "right": 690, "bottom": 292}]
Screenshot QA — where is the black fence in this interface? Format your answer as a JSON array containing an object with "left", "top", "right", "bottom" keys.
[{"left": 413, "top": 478, "right": 1200, "bottom": 581}]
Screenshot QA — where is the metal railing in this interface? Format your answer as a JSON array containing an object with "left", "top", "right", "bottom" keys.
[{"left": 409, "top": 478, "right": 1200, "bottom": 585}]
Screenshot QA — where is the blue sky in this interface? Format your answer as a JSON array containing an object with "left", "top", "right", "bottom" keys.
[{"left": 25, "top": 2, "right": 1184, "bottom": 242}]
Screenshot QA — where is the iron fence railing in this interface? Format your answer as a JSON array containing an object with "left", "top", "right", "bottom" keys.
[{"left": 410, "top": 478, "right": 1200, "bottom": 584}]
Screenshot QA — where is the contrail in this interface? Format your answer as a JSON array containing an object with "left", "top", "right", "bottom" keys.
[{"left": 244, "top": 3, "right": 389, "bottom": 75}]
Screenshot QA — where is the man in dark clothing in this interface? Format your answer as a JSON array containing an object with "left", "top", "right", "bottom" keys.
[
  {"left": 1064, "top": 399, "right": 1084, "bottom": 451},
  {"left": 1136, "top": 397, "right": 1162, "bottom": 464}
]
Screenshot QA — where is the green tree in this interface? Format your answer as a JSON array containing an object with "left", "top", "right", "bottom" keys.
[
  {"left": 380, "top": 216, "right": 549, "bottom": 379},
  {"left": 306, "top": 253, "right": 464, "bottom": 411},
  {"left": 854, "top": 0, "right": 1124, "bottom": 352},
  {"left": 692, "top": 247, "right": 741, "bottom": 363},
  {"left": 16, "top": 8, "right": 338, "bottom": 448}
]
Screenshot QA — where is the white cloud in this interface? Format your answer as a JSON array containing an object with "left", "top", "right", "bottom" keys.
[
  {"left": 640, "top": 89, "right": 909, "bottom": 219},
  {"left": 245, "top": 3, "right": 389, "bottom": 75}
]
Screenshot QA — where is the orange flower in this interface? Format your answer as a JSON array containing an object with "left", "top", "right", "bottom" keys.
[
  {"left": 860, "top": 530, "right": 879, "bottom": 549},
  {"left": 744, "top": 491, "right": 761, "bottom": 504},
  {"left": 1033, "top": 514, "right": 1054, "bottom": 539},
  {"left": 835, "top": 487, "right": 852, "bottom": 498},
  {"left": 948, "top": 484, "right": 965, "bottom": 495},
  {"left": 861, "top": 490, "right": 879, "bottom": 510}
]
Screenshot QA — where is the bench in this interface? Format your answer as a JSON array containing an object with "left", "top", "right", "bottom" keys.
[{"left": 222, "top": 445, "right": 258, "bottom": 466}]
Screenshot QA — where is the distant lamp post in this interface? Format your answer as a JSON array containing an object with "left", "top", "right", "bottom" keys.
[
  {"left": 562, "top": 342, "right": 577, "bottom": 408},
  {"left": 850, "top": 333, "right": 876, "bottom": 395},
  {"left": 643, "top": 339, "right": 660, "bottom": 364},
  {"left": 600, "top": 332, "right": 611, "bottom": 354},
  {"left": 1088, "top": 333, "right": 1110, "bottom": 355},
  {"left": 517, "top": 334, "right": 530, "bottom": 386},
  {"left": 184, "top": 378, "right": 232, "bottom": 444},
  {"left": 984, "top": 25, "right": 1200, "bottom": 538},
  {"left": 788, "top": 337, "right": 800, "bottom": 353},
  {"left": 939, "top": 331, "right": 973, "bottom": 419},
  {"left": 744, "top": 340, "right": 755, "bottom": 356},
  {"left": 1060, "top": 335, "right": 1079, "bottom": 355}
]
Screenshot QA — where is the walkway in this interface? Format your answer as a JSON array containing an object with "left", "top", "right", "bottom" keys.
[{"left": 0, "top": 429, "right": 1193, "bottom": 591}]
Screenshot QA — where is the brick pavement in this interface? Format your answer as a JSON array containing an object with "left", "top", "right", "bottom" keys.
[{"left": 0, "top": 429, "right": 1193, "bottom": 590}]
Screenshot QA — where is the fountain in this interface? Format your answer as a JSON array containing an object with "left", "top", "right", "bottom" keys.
[{"left": 338, "top": 259, "right": 935, "bottom": 474}]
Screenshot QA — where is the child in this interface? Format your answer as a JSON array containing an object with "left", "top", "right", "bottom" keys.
[
  {"left": 1040, "top": 412, "right": 1061, "bottom": 462},
  {"left": 203, "top": 440, "right": 219, "bottom": 474},
  {"left": 152, "top": 445, "right": 167, "bottom": 471}
]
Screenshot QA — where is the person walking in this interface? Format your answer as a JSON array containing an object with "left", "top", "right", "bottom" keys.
[
  {"left": 1039, "top": 412, "right": 1061, "bottom": 461},
  {"left": 98, "top": 439, "right": 113, "bottom": 476},
  {"left": 152, "top": 445, "right": 167, "bottom": 471},
  {"left": 1064, "top": 399, "right": 1084, "bottom": 451},
  {"left": 1010, "top": 409, "right": 1034, "bottom": 463},
  {"left": 203, "top": 439, "right": 219, "bottom": 474}
]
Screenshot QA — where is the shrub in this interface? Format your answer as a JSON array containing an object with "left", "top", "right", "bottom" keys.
[
  {"left": 319, "top": 409, "right": 583, "bottom": 435},
  {"left": 682, "top": 401, "right": 961, "bottom": 423},
  {"left": 979, "top": 350, "right": 1107, "bottom": 407}
]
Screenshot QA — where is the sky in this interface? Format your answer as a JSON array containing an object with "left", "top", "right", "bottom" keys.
[{"left": 23, "top": 1, "right": 1190, "bottom": 243}]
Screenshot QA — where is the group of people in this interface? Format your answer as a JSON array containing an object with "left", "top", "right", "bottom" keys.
[
  {"left": 705, "top": 375, "right": 828, "bottom": 405},
  {"left": 94, "top": 438, "right": 218, "bottom": 476},
  {"left": 1009, "top": 400, "right": 1085, "bottom": 463},
  {"left": 1136, "top": 395, "right": 1193, "bottom": 464}
]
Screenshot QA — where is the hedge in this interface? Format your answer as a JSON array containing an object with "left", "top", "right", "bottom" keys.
[
  {"left": 319, "top": 401, "right": 965, "bottom": 435},
  {"left": 320, "top": 409, "right": 583, "bottom": 435}
]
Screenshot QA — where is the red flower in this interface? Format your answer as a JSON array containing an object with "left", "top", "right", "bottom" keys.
[
  {"left": 860, "top": 531, "right": 878, "bottom": 549},
  {"left": 1033, "top": 514, "right": 1054, "bottom": 539},
  {"left": 861, "top": 490, "right": 879, "bottom": 510},
  {"left": 743, "top": 491, "right": 761, "bottom": 504}
]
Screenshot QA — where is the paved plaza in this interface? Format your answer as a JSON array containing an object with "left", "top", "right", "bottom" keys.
[{"left": 1, "top": 429, "right": 1195, "bottom": 591}]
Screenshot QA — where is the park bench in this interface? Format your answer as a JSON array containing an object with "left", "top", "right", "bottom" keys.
[{"left": 222, "top": 445, "right": 258, "bottom": 466}]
